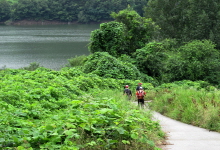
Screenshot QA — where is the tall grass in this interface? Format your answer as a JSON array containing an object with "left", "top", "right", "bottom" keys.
[{"left": 149, "top": 86, "right": 220, "bottom": 132}]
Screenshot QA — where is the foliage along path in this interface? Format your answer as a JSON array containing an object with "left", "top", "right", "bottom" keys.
[{"left": 152, "top": 111, "right": 220, "bottom": 150}]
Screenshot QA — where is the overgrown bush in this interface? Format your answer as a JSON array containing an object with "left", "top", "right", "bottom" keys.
[
  {"left": 82, "top": 52, "right": 141, "bottom": 80},
  {"left": 21, "top": 62, "right": 43, "bottom": 71},
  {"left": 67, "top": 55, "right": 88, "bottom": 67}
]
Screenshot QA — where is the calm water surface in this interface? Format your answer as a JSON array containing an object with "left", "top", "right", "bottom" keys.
[{"left": 0, "top": 24, "right": 99, "bottom": 70}]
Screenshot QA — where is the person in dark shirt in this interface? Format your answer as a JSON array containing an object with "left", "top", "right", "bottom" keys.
[
  {"left": 123, "top": 85, "right": 132, "bottom": 100},
  {"left": 136, "top": 83, "right": 143, "bottom": 91}
]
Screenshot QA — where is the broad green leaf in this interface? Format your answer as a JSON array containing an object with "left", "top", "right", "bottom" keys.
[{"left": 131, "top": 133, "right": 139, "bottom": 139}]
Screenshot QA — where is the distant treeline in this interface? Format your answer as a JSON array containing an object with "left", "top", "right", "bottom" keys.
[{"left": 0, "top": 0, "right": 148, "bottom": 23}]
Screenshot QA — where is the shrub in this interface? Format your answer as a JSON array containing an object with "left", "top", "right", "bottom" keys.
[
  {"left": 82, "top": 52, "right": 141, "bottom": 80},
  {"left": 21, "top": 62, "right": 43, "bottom": 71},
  {"left": 67, "top": 55, "right": 88, "bottom": 67}
]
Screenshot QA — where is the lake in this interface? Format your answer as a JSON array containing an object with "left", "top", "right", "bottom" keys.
[{"left": 0, "top": 24, "right": 100, "bottom": 70}]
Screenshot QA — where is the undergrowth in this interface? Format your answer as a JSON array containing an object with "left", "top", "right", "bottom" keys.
[
  {"left": 148, "top": 80, "right": 220, "bottom": 132},
  {"left": 0, "top": 67, "right": 164, "bottom": 150}
]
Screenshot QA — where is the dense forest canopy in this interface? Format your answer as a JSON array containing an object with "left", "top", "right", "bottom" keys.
[
  {"left": 0, "top": 0, "right": 149, "bottom": 23},
  {"left": 145, "top": 0, "right": 220, "bottom": 49}
]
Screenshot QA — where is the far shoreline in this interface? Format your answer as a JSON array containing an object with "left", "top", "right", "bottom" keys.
[{"left": 1, "top": 19, "right": 112, "bottom": 26}]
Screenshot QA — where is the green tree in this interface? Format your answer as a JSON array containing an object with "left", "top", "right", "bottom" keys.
[
  {"left": 111, "top": 7, "right": 159, "bottom": 55},
  {"left": 11, "top": 0, "right": 80, "bottom": 21},
  {"left": 78, "top": 0, "right": 113, "bottom": 23},
  {"left": 145, "top": 0, "right": 186, "bottom": 41},
  {"left": 89, "top": 8, "right": 158, "bottom": 57},
  {"left": 0, "top": 0, "right": 11, "bottom": 22},
  {"left": 133, "top": 0, "right": 149, "bottom": 16},
  {"left": 162, "top": 40, "right": 220, "bottom": 84},
  {"left": 134, "top": 41, "right": 170, "bottom": 82},
  {"left": 11, "top": 0, "right": 50, "bottom": 21},
  {"left": 145, "top": 0, "right": 220, "bottom": 48},
  {"left": 89, "top": 21, "right": 127, "bottom": 57},
  {"left": 178, "top": 40, "right": 220, "bottom": 84},
  {"left": 9, "top": 0, "right": 149, "bottom": 23},
  {"left": 77, "top": 0, "right": 149, "bottom": 23},
  {"left": 47, "top": 0, "right": 79, "bottom": 21}
]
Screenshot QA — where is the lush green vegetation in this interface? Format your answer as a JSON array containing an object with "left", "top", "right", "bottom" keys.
[
  {"left": 0, "top": 0, "right": 149, "bottom": 23},
  {"left": 0, "top": 67, "right": 164, "bottom": 149},
  {"left": 133, "top": 39, "right": 220, "bottom": 84},
  {"left": 89, "top": 8, "right": 220, "bottom": 85},
  {"left": 87, "top": 5, "right": 220, "bottom": 134},
  {"left": 89, "top": 8, "right": 158, "bottom": 57},
  {"left": 0, "top": 0, "right": 11, "bottom": 21},
  {"left": 148, "top": 80, "right": 220, "bottom": 132},
  {"left": 1, "top": 0, "right": 220, "bottom": 148},
  {"left": 145, "top": 0, "right": 220, "bottom": 49}
]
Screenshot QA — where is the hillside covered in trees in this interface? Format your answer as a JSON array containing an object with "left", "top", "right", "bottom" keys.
[{"left": 0, "top": 0, "right": 148, "bottom": 23}]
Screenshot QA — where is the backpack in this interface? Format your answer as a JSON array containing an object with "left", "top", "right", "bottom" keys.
[{"left": 137, "top": 90, "right": 144, "bottom": 98}]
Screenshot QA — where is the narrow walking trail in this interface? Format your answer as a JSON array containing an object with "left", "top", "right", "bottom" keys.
[{"left": 153, "top": 112, "right": 220, "bottom": 150}]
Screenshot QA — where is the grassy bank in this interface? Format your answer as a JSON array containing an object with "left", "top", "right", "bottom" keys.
[
  {"left": 148, "top": 81, "right": 220, "bottom": 132},
  {"left": 0, "top": 67, "right": 164, "bottom": 149}
]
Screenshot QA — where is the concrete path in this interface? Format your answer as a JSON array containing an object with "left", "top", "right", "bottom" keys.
[{"left": 153, "top": 112, "right": 220, "bottom": 150}]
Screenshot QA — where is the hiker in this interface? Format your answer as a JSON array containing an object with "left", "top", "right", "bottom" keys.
[
  {"left": 123, "top": 85, "right": 132, "bottom": 100},
  {"left": 136, "top": 83, "right": 143, "bottom": 91},
  {"left": 136, "top": 87, "right": 146, "bottom": 108}
]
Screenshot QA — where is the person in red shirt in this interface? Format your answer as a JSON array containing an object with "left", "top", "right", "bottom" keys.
[{"left": 136, "top": 87, "right": 146, "bottom": 108}]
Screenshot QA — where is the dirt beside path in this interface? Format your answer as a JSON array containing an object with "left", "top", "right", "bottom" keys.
[{"left": 153, "top": 112, "right": 220, "bottom": 150}]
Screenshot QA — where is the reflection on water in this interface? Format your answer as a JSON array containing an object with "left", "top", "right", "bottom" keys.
[{"left": 0, "top": 24, "right": 99, "bottom": 70}]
